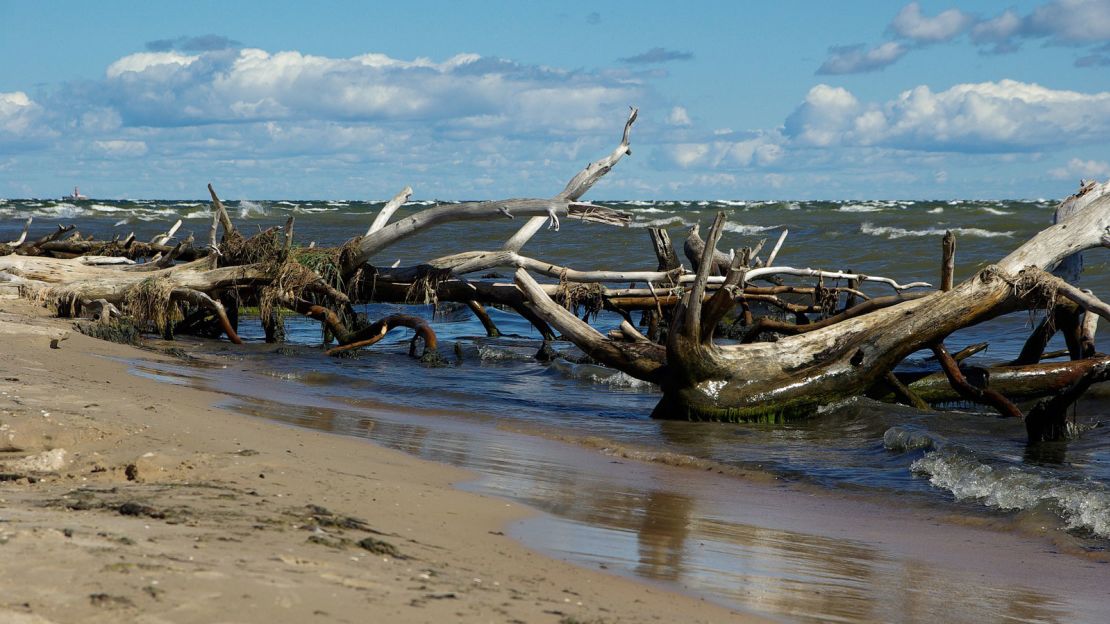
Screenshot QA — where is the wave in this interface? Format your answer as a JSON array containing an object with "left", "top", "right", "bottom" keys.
[
  {"left": 912, "top": 448, "right": 1110, "bottom": 538},
  {"left": 927, "top": 207, "right": 944, "bottom": 214},
  {"left": 883, "top": 426, "right": 943, "bottom": 452},
  {"left": 722, "top": 222, "right": 779, "bottom": 235},
  {"left": 89, "top": 203, "right": 125, "bottom": 213},
  {"left": 981, "top": 207, "right": 1013, "bottom": 216},
  {"left": 861, "top": 222, "right": 1013, "bottom": 239},
  {"left": 838, "top": 204, "right": 884, "bottom": 213},
  {"left": 629, "top": 217, "right": 694, "bottom": 229},
  {"left": 238, "top": 200, "right": 266, "bottom": 218},
  {"left": 714, "top": 200, "right": 747, "bottom": 207},
  {"left": 182, "top": 209, "right": 210, "bottom": 219},
  {"left": 585, "top": 370, "right": 658, "bottom": 390},
  {"left": 629, "top": 207, "right": 669, "bottom": 214}
]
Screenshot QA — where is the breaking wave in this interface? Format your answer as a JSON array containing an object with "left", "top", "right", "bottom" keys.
[
  {"left": 722, "top": 222, "right": 779, "bottom": 235},
  {"left": 838, "top": 204, "right": 884, "bottom": 213},
  {"left": 861, "top": 222, "right": 1013, "bottom": 239},
  {"left": 912, "top": 448, "right": 1110, "bottom": 538},
  {"left": 238, "top": 200, "right": 266, "bottom": 218}
]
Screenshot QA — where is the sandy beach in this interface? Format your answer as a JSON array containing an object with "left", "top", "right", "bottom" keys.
[{"left": 0, "top": 295, "right": 753, "bottom": 623}]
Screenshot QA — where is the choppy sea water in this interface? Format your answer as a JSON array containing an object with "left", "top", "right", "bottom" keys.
[{"left": 4, "top": 197, "right": 1110, "bottom": 618}]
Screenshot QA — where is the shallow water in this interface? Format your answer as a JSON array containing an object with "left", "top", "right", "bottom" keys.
[{"left": 7, "top": 196, "right": 1110, "bottom": 618}]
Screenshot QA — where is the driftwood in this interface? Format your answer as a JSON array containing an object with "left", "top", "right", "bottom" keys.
[
  {"left": 3, "top": 108, "right": 1109, "bottom": 444},
  {"left": 515, "top": 179, "right": 1110, "bottom": 441}
]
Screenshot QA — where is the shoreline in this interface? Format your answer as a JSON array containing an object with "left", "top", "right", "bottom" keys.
[
  {"left": 0, "top": 297, "right": 753, "bottom": 623},
  {"left": 4, "top": 296, "right": 1110, "bottom": 622}
]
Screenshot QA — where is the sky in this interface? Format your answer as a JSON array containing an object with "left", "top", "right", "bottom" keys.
[{"left": 1, "top": 0, "right": 1109, "bottom": 200}]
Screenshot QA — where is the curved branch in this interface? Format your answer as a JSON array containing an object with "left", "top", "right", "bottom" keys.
[{"left": 367, "top": 186, "right": 413, "bottom": 235}]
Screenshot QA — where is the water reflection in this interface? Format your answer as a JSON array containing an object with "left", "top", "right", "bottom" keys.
[{"left": 210, "top": 393, "right": 1081, "bottom": 624}]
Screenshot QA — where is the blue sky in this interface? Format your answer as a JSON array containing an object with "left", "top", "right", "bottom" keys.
[{"left": 1, "top": 0, "right": 1108, "bottom": 200}]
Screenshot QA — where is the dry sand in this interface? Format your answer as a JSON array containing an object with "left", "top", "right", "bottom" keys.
[{"left": 0, "top": 296, "right": 756, "bottom": 623}]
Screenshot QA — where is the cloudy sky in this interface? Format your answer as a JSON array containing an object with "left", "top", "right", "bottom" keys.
[{"left": 1, "top": 0, "right": 1108, "bottom": 199}]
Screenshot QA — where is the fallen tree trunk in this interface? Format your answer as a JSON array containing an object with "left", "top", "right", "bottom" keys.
[{"left": 517, "top": 182, "right": 1110, "bottom": 437}]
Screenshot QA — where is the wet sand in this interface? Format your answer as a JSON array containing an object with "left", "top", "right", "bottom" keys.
[
  {"left": 4, "top": 294, "right": 1110, "bottom": 623},
  {"left": 0, "top": 296, "right": 753, "bottom": 623}
]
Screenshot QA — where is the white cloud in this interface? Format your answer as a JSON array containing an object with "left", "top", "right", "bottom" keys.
[
  {"left": 106, "top": 51, "right": 199, "bottom": 78},
  {"left": 971, "top": 10, "right": 1023, "bottom": 47},
  {"left": 1027, "top": 0, "right": 1110, "bottom": 44},
  {"left": 785, "top": 80, "right": 1110, "bottom": 152},
  {"left": 890, "top": 2, "right": 973, "bottom": 43},
  {"left": 1050, "top": 157, "right": 1110, "bottom": 179},
  {"left": 972, "top": 0, "right": 1110, "bottom": 58},
  {"left": 817, "top": 42, "right": 906, "bottom": 75},
  {"left": 93, "top": 140, "right": 149, "bottom": 158},
  {"left": 95, "top": 48, "right": 639, "bottom": 134},
  {"left": 0, "top": 91, "right": 55, "bottom": 145},
  {"left": 670, "top": 143, "right": 711, "bottom": 168},
  {"left": 667, "top": 106, "right": 692, "bottom": 126}
]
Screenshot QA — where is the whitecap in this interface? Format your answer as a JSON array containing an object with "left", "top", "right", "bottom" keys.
[
  {"left": 722, "top": 222, "right": 779, "bottom": 235},
  {"left": 90, "top": 203, "right": 125, "bottom": 213},
  {"left": 238, "top": 200, "right": 266, "bottom": 218},
  {"left": 629, "top": 217, "right": 694, "bottom": 229},
  {"left": 838, "top": 204, "right": 883, "bottom": 213},
  {"left": 912, "top": 448, "right": 1110, "bottom": 537},
  {"left": 927, "top": 207, "right": 944, "bottom": 214},
  {"left": 861, "top": 222, "right": 1012, "bottom": 239},
  {"left": 981, "top": 207, "right": 1013, "bottom": 216},
  {"left": 183, "top": 209, "right": 210, "bottom": 219},
  {"left": 714, "top": 200, "right": 747, "bottom": 207}
]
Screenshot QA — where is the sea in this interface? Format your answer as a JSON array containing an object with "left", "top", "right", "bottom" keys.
[{"left": 3, "top": 196, "right": 1109, "bottom": 622}]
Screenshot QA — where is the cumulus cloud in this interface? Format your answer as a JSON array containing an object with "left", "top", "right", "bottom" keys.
[
  {"left": 784, "top": 80, "right": 1110, "bottom": 152},
  {"left": 889, "top": 2, "right": 973, "bottom": 42},
  {"left": 666, "top": 106, "right": 691, "bottom": 126},
  {"left": 663, "top": 130, "right": 784, "bottom": 170},
  {"left": 817, "top": 42, "right": 906, "bottom": 74},
  {"left": 619, "top": 47, "right": 693, "bottom": 64},
  {"left": 822, "top": 1, "right": 1110, "bottom": 73},
  {"left": 1050, "top": 157, "right": 1110, "bottom": 179},
  {"left": 93, "top": 139, "right": 149, "bottom": 158},
  {"left": 971, "top": 0, "right": 1110, "bottom": 60},
  {"left": 86, "top": 48, "right": 639, "bottom": 135},
  {"left": 0, "top": 91, "right": 56, "bottom": 145}
]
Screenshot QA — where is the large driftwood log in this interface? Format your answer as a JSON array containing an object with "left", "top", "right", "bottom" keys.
[{"left": 518, "top": 183, "right": 1110, "bottom": 433}]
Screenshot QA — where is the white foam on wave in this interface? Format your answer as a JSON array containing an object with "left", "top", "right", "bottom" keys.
[
  {"left": 981, "top": 207, "right": 1013, "bottom": 216},
  {"left": 912, "top": 449, "right": 1110, "bottom": 537},
  {"left": 34, "top": 203, "right": 84, "bottom": 218},
  {"left": 714, "top": 200, "right": 747, "bottom": 207},
  {"left": 838, "top": 204, "right": 883, "bottom": 213},
  {"left": 630, "top": 207, "right": 668, "bottom": 214},
  {"left": 630, "top": 217, "right": 694, "bottom": 229},
  {"left": 174, "top": 202, "right": 203, "bottom": 208},
  {"left": 861, "top": 222, "right": 1013, "bottom": 239},
  {"left": 927, "top": 207, "right": 944, "bottom": 214},
  {"left": 477, "top": 345, "right": 532, "bottom": 362},
  {"left": 90, "top": 203, "right": 125, "bottom": 213},
  {"left": 182, "top": 209, "right": 210, "bottom": 219},
  {"left": 238, "top": 200, "right": 266, "bottom": 218},
  {"left": 626, "top": 200, "right": 655, "bottom": 207},
  {"left": 723, "top": 222, "right": 779, "bottom": 235},
  {"left": 587, "top": 370, "right": 657, "bottom": 390},
  {"left": 276, "top": 200, "right": 297, "bottom": 207}
]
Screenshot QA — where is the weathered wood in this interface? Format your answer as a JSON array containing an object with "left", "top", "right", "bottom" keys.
[
  {"left": 367, "top": 186, "right": 413, "bottom": 236},
  {"left": 930, "top": 342, "right": 1023, "bottom": 419},
  {"left": 465, "top": 300, "right": 501, "bottom": 338},
  {"left": 941, "top": 231, "right": 955, "bottom": 291}
]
